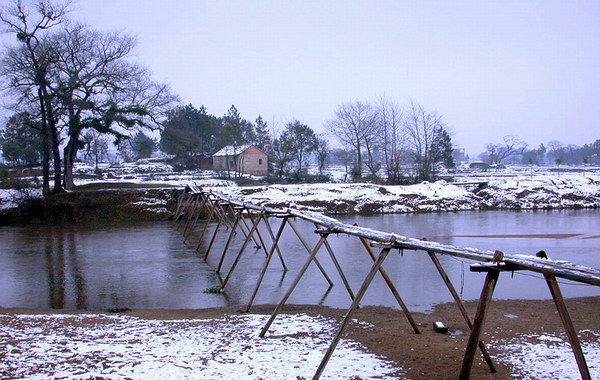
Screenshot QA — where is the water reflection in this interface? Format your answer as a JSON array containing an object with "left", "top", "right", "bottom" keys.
[
  {"left": 36, "top": 228, "right": 87, "bottom": 309},
  {"left": 0, "top": 209, "right": 599, "bottom": 312}
]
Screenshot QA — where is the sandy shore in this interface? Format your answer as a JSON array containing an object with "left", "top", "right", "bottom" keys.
[{"left": 2, "top": 297, "right": 599, "bottom": 379}]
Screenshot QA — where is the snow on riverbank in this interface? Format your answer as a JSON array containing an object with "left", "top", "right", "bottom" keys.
[
  {"left": 0, "top": 313, "right": 401, "bottom": 379},
  {"left": 493, "top": 330, "right": 600, "bottom": 379},
  {"left": 2, "top": 171, "right": 599, "bottom": 216},
  {"left": 212, "top": 174, "right": 600, "bottom": 214}
]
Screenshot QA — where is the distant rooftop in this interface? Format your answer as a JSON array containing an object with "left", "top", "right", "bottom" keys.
[{"left": 213, "top": 145, "right": 253, "bottom": 157}]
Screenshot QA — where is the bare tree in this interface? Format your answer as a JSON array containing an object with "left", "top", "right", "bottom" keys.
[
  {"left": 484, "top": 135, "right": 528, "bottom": 164},
  {"left": 81, "top": 129, "right": 108, "bottom": 171},
  {"left": 0, "top": 0, "right": 71, "bottom": 194},
  {"left": 315, "top": 134, "right": 329, "bottom": 176},
  {"left": 326, "top": 100, "right": 377, "bottom": 179},
  {"left": 52, "top": 24, "right": 177, "bottom": 189},
  {"left": 1, "top": 2, "right": 177, "bottom": 191},
  {"left": 376, "top": 96, "right": 406, "bottom": 184},
  {"left": 405, "top": 100, "right": 446, "bottom": 181},
  {"left": 331, "top": 145, "right": 353, "bottom": 182}
]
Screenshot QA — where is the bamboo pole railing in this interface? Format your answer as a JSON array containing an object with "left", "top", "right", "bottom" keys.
[{"left": 175, "top": 184, "right": 598, "bottom": 380}]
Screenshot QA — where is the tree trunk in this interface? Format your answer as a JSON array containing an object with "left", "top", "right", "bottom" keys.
[
  {"left": 40, "top": 86, "right": 63, "bottom": 194},
  {"left": 63, "top": 137, "right": 78, "bottom": 190},
  {"left": 49, "top": 119, "right": 63, "bottom": 193},
  {"left": 37, "top": 88, "right": 51, "bottom": 196}
]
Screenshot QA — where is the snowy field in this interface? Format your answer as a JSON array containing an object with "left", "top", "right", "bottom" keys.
[
  {"left": 1, "top": 312, "right": 598, "bottom": 379},
  {"left": 0, "top": 313, "right": 402, "bottom": 379}
]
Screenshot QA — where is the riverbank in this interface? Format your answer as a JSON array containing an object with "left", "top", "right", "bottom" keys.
[
  {"left": 1, "top": 297, "right": 598, "bottom": 379},
  {"left": 0, "top": 187, "right": 177, "bottom": 224},
  {"left": 218, "top": 174, "right": 600, "bottom": 214},
  {"left": 1, "top": 172, "right": 599, "bottom": 224}
]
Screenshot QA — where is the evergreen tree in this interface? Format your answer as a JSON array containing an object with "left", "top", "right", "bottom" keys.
[
  {"left": 254, "top": 115, "right": 270, "bottom": 148},
  {"left": 282, "top": 120, "right": 318, "bottom": 180},
  {"left": 218, "top": 105, "right": 256, "bottom": 148},
  {"left": 0, "top": 112, "right": 42, "bottom": 167},
  {"left": 160, "top": 104, "right": 218, "bottom": 157},
  {"left": 131, "top": 131, "right": 156, "bottom": 159},
  {"left": 431, "top": 126, "right": 454, "bottom": 169}
]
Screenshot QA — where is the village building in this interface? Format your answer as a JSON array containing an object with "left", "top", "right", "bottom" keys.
[{"left": 212, "top": 145, "right": 268, "bottom": 176}]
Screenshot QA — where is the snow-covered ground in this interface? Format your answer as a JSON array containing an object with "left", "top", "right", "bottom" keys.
[
  {"left": 214, "top": 174, "right": 600, "bottom": 214},
  {"left": 2, "top": 161, "right": 599, "bottom": 215},
  {"left": 1, "top": 312, "right": 597, "bottom": 379},
  {"left": 0, "top": 188, "right": 42, "bottom": 211},
  {"left": 493, "top": 330, "right": 600, "bottom": 379},
  {"left": 0, "top": 313, "right": 402, "bottom": 379}
]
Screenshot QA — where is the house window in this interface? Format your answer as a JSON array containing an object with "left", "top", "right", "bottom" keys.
[{"left": 259, "top": 158, "right": 263, "bottom": 165}]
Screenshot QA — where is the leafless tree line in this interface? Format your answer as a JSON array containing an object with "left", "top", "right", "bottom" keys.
[{"left": 326, "top": 97, "right": 454, "bottom": 183}]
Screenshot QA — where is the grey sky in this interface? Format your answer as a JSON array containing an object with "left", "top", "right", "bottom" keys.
[{"left": 38, "top": 1, "right": 600, "bottom": 154}]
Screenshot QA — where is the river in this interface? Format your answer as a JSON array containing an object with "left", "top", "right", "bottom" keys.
[{"left": 1, "top": 209, "right": 598, "bottom": 312}]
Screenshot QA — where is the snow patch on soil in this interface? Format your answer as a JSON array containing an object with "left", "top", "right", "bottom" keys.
[
  {"left": 0, "top": 188, "right": 42, "bottom": 210},
  {"left": 0, "top": 313, "right": 402, "bottom": 379},
  {"left": 493, "top": 330, "right": 600, "bottom": 379}
]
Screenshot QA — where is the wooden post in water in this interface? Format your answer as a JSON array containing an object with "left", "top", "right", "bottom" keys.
[
  {"left": 245, "top": 211, "right": 272, "bottom": 258},
  {"left": 287, "top": 219, "right": 334, "bottom": 287},
  {"left": 216, "top": 208, "right": 244, "bottom": 273},
  {"left": 245, "top": 216, "right": 289, "bottom": 312},
  {"left": 261, "top": 214, "right": 288, "bottom": 271},
  {"left": 194, "top": 198, "right": 218, "bottom": 251},
  {"left": 316, "top": 224, "right": 355, "bottom": 301},
  {"left": 173, "top": 191, "right": 186, "bottom": 221},
  {"left": 221, "top": 209, "right": 265, "bottom": 288},
  {"left": 427, "top": 251, "right": 496, "bottom": 372},
  {"left": 203, "top": 211, "right": 225, "bottom": 260},
  {"left": 544, "top": 273, "right": 591, "bottom": 380},
  {"left": 459, "top": 269, "right": 500, "bottom": 380},
  {"left": 260, "top": 232, "right": 330, "bottom": 337}
]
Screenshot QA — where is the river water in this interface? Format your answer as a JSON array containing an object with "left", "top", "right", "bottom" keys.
[{"left": 1, "top": 209, "right": 598, "bottom": 312}]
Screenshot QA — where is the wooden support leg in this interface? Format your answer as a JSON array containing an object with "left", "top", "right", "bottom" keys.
[
  {"left": 181, "top": 194, "right": 197, "bottom": 235},
  {"left": 262, "top": 215, "right": 288, "bottom": 271},
  {"left": 174, "top": 191, "right": 191, "bottom": 222},
  {"left": 245, "top": 217, "right": 289, "bottom": 312},
  {"left": 359, "top": 238, "right": 421, "bottom": 334},
  {"left": 182, "top": 195, "right": 201, "bottom": 241},
  {"left": 221, "top": 211, "right": 263, "bottom": 288},
  {"left": 183, "top": 194, "right": 210, "bottom": 243},
  {"left": 216, "top": 210, "right": 243, "bottom": 273},
  {"left": 287, "top": 219, "right": 334, "bottom": 287},
  {"left": 176, "top": 195, "right": 193, "bottom": 230},
  {"left": 238, "top": 210, "right": 262, "bottom": 249},
  {"left": 316, "top": 223, "right": 354, "bottom": 301},
  {"left": 427, "top": 251, "right": 496, "bottom": 372},
  {"left": 246, "top": 212, "right": 271, "bottom": 258},
  {"left": 194, "top": 199, "right": 218, "bottom": 251},
  {"left": 259, "top": 234, "right": 330, "bottom": 338},
  {"left": 203, "top": 214, "right": 224, "bottom": 260},
  {"left": 544, "top": 274, "right": 591, "bottom": 380},
  {"left": 173, "top": 192, "right": 185, "bottom": 221},
  {"left": 459, "top": 270, "right": 499, "bottom": 380},
  {"left": 312, "top": 248, "right": 392, "bottom": 380}
]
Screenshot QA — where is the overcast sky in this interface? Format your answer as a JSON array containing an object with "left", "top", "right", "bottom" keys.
[{"left": 16, "top": 1, "right": 600, "bottom": 155}]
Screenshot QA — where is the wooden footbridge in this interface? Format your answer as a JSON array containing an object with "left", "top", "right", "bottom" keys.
[{"left": 174, "top": 184, "right": 599, "bottom": 380}]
